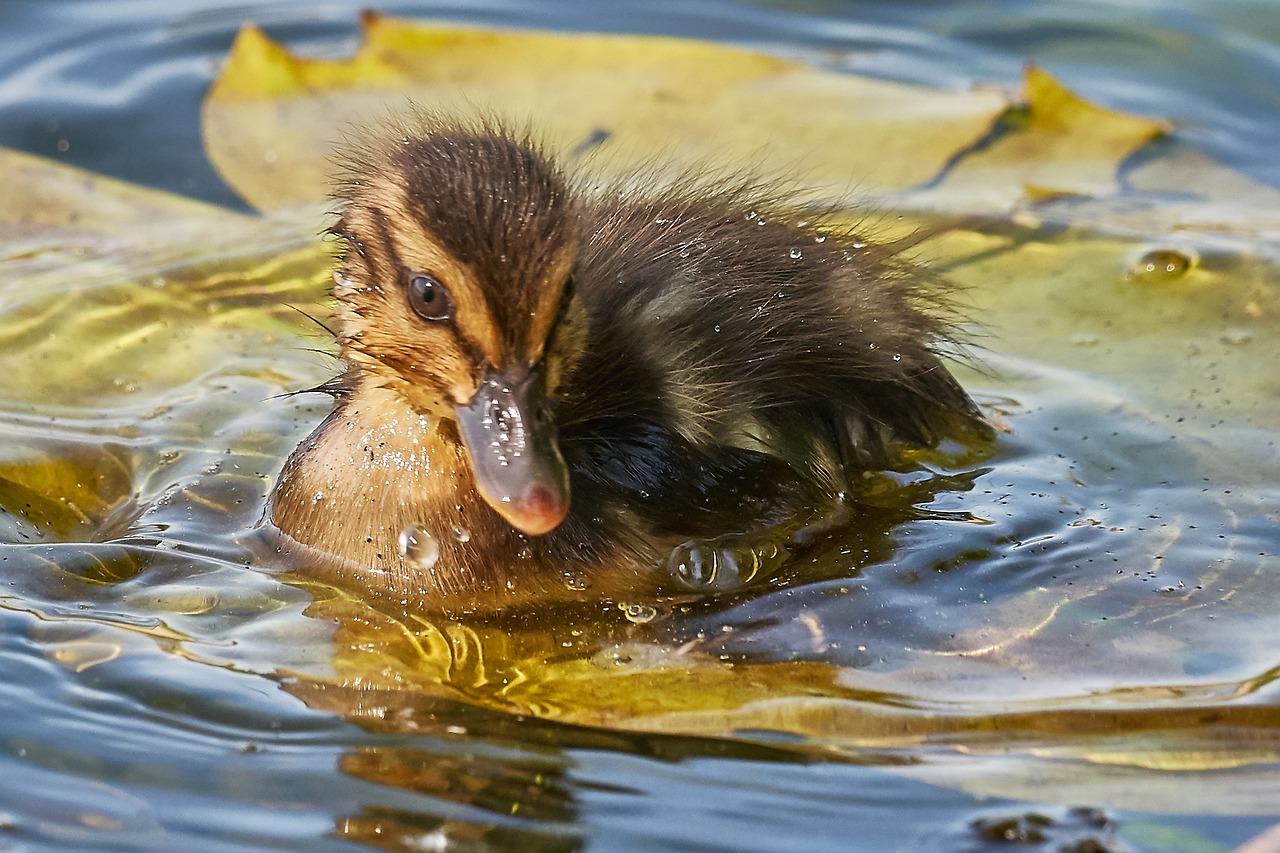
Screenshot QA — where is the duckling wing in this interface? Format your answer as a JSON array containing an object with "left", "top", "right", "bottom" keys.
[
  {"left": 560, "top": 416, "right": 836, "bottom": 540},
  {"left": 566, "top": 190, "right": 985, "bottom": 492}
]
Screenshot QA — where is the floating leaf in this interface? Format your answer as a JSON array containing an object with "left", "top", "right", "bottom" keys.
[
  {"left": 202, "top": 12, "right": 1010, "bottom": 211},
  {"left": 905, "top": 65, "right": 1169, "bottom": 211},
  {"left": 0, "top": 147, "right": 242, "bottom": 236}
]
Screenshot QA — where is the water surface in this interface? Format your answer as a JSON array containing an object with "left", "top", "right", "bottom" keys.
[{"left": 1, "top": 2, "right": 1278, "bottom": 851}]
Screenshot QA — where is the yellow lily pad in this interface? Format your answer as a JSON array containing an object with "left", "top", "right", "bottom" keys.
[
  {"left": 0, "top": 149, "right": 332, "bottom": 536},
  {"left": 202, "top": 12, "right": 1011, "bottom": 212},
  {"left": 907, "top": 65, "right": 1170, "bottom": 211},
  {"left": 0, "top": 146, "right": 243, "bottom": 236}
]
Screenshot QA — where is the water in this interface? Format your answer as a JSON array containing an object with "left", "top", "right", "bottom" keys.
[
  {"left": 399, "top": 525, "right": 442, "bottom": 571},
  {"left": 1, "top": 2, "right": 1279, "bottom": 851}
]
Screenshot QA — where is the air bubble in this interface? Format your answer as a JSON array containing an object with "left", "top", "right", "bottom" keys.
[
  {"left": 619, "top": 602, "right": 658, "bottom": 623},
  {"left": 451, "top": 524, "right": 471, "bottom": 543},
  {"left": 1129, "top": 248, "right": 1194, "bottom": 281},
  {"left": 668, "top": 540, "right": 746, "bottom": 591}
]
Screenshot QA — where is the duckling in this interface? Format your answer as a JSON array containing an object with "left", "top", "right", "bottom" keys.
[{"left": 267, "top": 117, "right": 988, "bottom": 611}]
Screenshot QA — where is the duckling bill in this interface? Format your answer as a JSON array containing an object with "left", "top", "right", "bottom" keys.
[{"left": 268, "top": 118, "right": 988, "bottom": 609}]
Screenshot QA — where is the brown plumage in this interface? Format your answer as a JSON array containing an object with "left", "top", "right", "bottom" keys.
[{"left": 267, "top": 117, "right": 988, "bottom": 612}]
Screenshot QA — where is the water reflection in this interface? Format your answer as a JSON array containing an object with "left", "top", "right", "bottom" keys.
[{"left": 287, "top": 675, "right": 844, "bottom": 853}]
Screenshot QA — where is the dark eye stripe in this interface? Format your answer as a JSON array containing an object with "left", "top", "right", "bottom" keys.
[
  {"left": 363, "top": 206, "right": 398, "bottom": 290},
  {"left": 365, "top": 206, "right": 451, "bottom": 322},
  {"left": 362, "top": 204, "right": 496, "bottom": 376}
]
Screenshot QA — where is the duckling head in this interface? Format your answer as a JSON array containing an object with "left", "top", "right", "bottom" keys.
[{"left": 330, "top": 124, "right": 584, "bottom": 536}]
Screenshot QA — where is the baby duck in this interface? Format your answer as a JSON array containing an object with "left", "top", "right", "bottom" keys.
[{"left": 268, "top": 118, "right": 987, "bottom": 611}]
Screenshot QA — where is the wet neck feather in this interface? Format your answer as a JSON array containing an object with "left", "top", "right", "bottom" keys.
[{"left": 271, "top": 384, "right": 514, "bottom": 602}]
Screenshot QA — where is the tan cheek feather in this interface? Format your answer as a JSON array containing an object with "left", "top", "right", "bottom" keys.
[
  {"left": 381, "top": 182, "right": 504, "bottom": 370},
  {"left": 336, "top": 183, "right": 508, "bottom": 405}
]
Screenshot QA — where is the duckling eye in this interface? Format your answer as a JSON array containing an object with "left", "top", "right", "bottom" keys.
[{"left": 407, "top": 274, "right": 453, "bottom": 321}]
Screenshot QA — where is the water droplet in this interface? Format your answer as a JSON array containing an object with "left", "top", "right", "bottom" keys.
[
  {"left": 563, "top": 572, "right": 591, "bottom": 591},
  {"left": 312, "top": 491, "right": 326, "bottom": 504},
  {"left": 788, "top": 247, "right": 802, "bottom": 259},
  {"left": 756, "top": 218, "right": 767, "bottom": 226},
  {"left": 668, "top": 540, "right": 745, "bottom": 591},
  {"left": 619, "top": 602, "right": 657, "bottom": 624},
  {"left": 851, "top": 239, "right": 866, "bottom": 250},
  {"left": 451, "top": 524, "right": 471, "bottom": 543},
  {"left": 891, "top": 353, "right": 902, "bottom": 361},
  {"left": 814, "top": 235, "right": 826, "bottom": 243},
  {"left": 517, "top": 544, "right": 533, "bottom": 560},
  {"left": 868, "top": 342, "right": 878, "bottom": 350},
  {"left": 398, "top": 525, "right": 439, "bottom": 570},
  {"left": 745, "top": 210, "right": 758, "bottom": 220},
  {"left": 713, "top": 324, "right": 722, "bottom": 333}
]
